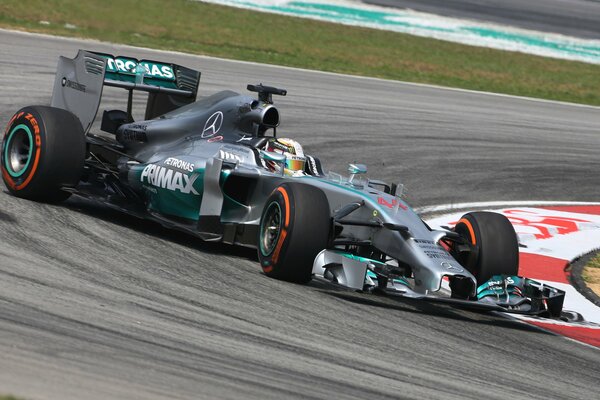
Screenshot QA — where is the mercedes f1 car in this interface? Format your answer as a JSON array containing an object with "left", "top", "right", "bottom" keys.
[{"left": 2, "top": 50, "right": 566, "bottom": 318}]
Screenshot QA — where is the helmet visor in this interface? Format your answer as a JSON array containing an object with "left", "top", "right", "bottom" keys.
[{"left": 285, "top": 155, "right": 305, "bottom": 172}]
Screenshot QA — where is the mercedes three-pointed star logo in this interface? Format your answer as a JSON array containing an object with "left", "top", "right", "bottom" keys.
[
  {"left": 442, "top": 262, "right": 463, "bottom": 273},
  {"left": 202, "top": 111, "right": 224, "bottom": 138}
]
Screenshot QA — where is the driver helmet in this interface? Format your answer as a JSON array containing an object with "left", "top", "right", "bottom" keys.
[{"left": 264, "top": 138, "right": 306, "bottom": 176}]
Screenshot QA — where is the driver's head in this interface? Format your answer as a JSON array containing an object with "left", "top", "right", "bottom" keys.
[{"left": 265, "top": 138, "right": 306, "bottom": 175}]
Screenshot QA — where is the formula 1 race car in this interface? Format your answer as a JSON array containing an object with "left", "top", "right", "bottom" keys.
[{"left": 1, "top": 50, "right": 566, "bottom": 318}]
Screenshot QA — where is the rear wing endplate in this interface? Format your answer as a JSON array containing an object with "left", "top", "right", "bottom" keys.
[{"left": 51, "top": 50, "right": 200, "bottom": 133}]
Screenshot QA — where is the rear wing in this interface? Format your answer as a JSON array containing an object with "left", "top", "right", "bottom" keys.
[{"left": 51, "top": 50, "right": 200, "bottom": 133}]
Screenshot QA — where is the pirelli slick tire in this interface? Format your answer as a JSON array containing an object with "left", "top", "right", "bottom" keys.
[
  {"left": 258, "top": 183, "right": 331, "bottom": 283},
  {"left": 1, "top": 106, "right": 85, "bottom": 202},
  {"left": 453, "top": 211, "right": 519, "bottom": 285}
]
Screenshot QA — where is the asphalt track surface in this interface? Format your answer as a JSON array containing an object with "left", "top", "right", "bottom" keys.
[
  {"left": 362, "top": 0, "right": 600, "bottom": 39},
  {"left": 0, "top": 30, "right": 599, "bottom": 399}
]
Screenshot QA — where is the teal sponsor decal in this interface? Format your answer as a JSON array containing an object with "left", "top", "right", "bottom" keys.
[
  {"left": 103, "top": 56, "right": 175, "bottom": 80},
  {"left": 133, "top": 162, "right": 205, "bottom": 220},
  {"left": 97, "top": 53, "right": 178, "bottom": 88}
]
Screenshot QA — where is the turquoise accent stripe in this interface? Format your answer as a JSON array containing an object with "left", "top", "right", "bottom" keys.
[
  {"left": 4, "top": 124, "right": 33, "bottom": 178},
  {"left": 201, "top": 0, "right": 600, "bottom": 64},
  {"left": 337, "top": 251, "right": 386, "bottom": 265}
]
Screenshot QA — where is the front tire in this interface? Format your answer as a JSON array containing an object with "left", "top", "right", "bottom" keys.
[
  {"left": 258, "top": 183, "right": 331, "bottom": 283},
  {"left": 1, "top": 106, "right": 85, "bottom": 202},
  {"left": 452, "top": 211, "right": 519, "bottom": 284}
]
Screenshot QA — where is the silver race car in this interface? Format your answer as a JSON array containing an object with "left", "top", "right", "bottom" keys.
[{"left": 2, "top": 50, "right": 565, "bottom": 317}]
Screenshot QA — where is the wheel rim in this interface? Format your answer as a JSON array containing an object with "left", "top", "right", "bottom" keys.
[
  {"left": 260, "top": 201, "right": 282, "bottom": 256},
  {"left": 4, "top": 124, "right": 34, "bottom": 178}
]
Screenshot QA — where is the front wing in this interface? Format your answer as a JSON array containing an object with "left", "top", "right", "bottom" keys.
[{"left": 312, "top": 249, "right": 566, "bottom": 319}]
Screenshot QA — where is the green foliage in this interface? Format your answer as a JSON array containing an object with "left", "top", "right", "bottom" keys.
[{"left": 2, "top": 0, "right": 600, "bottom": 105}]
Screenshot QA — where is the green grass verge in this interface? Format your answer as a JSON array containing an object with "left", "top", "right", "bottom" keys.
[
  {"left": 1, "top": 0, "right": 600, "bottom": 105},
  {"left": 0, "top": 395, "right": 24, "bottom": 400}
]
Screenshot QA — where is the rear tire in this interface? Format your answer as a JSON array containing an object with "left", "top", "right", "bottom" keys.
[
  {"left": 258, "top": 183, "right": 331, "bottom": 283},
  {"left": 1, "top": 106, "right": 85, "bottom": 202},
  {"left": 453, "top": 211, "right": 519, "bottom": 285}
]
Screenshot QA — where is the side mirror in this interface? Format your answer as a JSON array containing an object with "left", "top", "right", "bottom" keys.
[
  {"left": 348, "top": 163, "right": 367, "bottom": 185},
  {"left": 348, "top": 163, "right": 367, "bottom": 175}
]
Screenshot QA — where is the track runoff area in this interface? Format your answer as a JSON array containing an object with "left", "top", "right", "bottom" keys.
[{"left": 424, "top": 203, "right": 600, "bottom": 348}]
